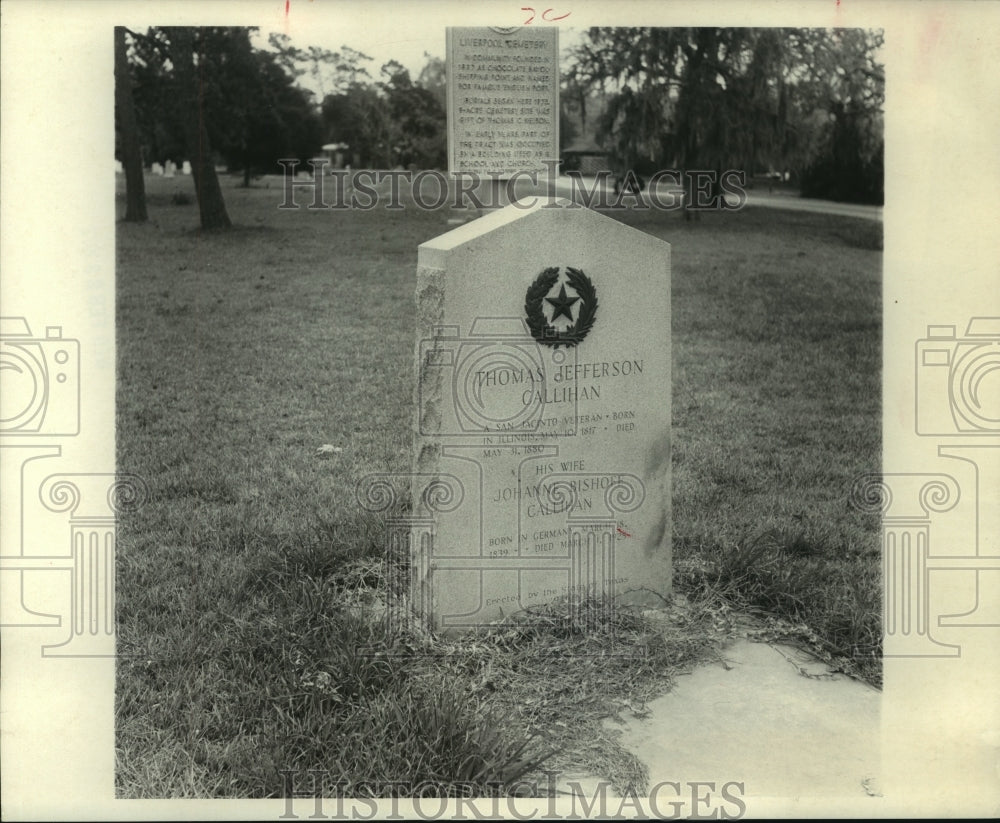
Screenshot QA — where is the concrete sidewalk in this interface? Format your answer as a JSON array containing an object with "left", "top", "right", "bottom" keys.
[
  {"left": 556, "top": 638, "right": 883, "bottom": 816},
  {"left": 607, "top": 640, "right": 881, "bottom": 798}
]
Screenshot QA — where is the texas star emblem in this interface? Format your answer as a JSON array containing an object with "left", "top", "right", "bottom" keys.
[{"left": 524, "top": 267, "right": 598, "bottom": 349}]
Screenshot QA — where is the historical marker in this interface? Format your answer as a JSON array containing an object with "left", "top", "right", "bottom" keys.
[
  {"left": 447, "top": 27, "right": 559, "bottom": 177},
  {"left": 408, "top": 200, "right": 672, "bottom": 631}
]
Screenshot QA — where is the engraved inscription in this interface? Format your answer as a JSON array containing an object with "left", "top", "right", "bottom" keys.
[{"left": 448, "top": 28, "right": 558, "bottom": 176}]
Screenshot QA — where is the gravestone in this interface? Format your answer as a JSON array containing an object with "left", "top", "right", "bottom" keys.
[
  {"left": 410, "top": 199, "right": 671, "bottom": 630},
  {"left": 164, "top": 160, "right": 176, "bottom": 178},
  {"left": 447, "top": 27, "right": 558, "bottom": 180},
  {"left": 151, "top": 162, "right": 163, "bottom": 176},
  {"left": 182, "top": 160, "right": 192, "bottom": 175}
]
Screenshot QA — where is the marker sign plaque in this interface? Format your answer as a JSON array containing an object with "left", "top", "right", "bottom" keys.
[{"left": 447, "top": 27, "right": 559, "bottom": 178}]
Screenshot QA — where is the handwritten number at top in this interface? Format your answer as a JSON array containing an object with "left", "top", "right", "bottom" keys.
[{"left": 521, "top": 8, "right": 571, "bottom": 25}]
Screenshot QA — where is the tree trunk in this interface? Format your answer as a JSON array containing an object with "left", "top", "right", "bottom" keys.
[
  {"left": 114, "top": 27, "right": 147, "bottom": 222},
  {"left": 166, "top": 27, "right": 232, "bottom": 230},
  {"left": 243, "top": 144, "right": 252, "bottom": 188}
]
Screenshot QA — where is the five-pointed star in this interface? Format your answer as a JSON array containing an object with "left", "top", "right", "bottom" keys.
[{"left": 545, "top": 283, "right": 580, "bottom": 323}]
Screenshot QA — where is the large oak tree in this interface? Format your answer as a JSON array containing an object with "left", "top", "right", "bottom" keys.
[
  {"left": 164, "top": 26, "right": 232, "bottom": 230},
  {"left": 568, "top": 27, "right": 884, "bottom": 205}
]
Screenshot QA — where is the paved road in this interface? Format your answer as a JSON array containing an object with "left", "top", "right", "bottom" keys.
[
  {"left": 548, "top": 176, "right": 883, "bottom": 222},
  {"left": 302, "top": 170, "right": 882, "bottom": 222},
  {"left": 743, "top": 190, "right": 882, "bottom": 221}
]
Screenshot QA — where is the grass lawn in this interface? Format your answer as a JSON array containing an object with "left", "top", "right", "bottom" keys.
[{"left": 115, "top": 172, "right": 881, "bottom": 798}]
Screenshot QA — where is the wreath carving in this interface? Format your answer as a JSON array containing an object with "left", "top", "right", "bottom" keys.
[{"left": 524, "top": 267, "right": 598, "bottom": 348}]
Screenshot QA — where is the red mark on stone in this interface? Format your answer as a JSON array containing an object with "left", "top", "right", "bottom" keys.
[
  {"left": 617, "top": 527, "right": 632, "bottom": 538},
  {"left": 285, "top": 0, "right": 290, "bottom": 16}
]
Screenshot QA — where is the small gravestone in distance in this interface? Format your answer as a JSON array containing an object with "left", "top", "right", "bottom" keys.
[
  {"left": 447, "top": 26, "right": 558, "bottom": 198},
  {"left": 410, "top": 199, "right": 671, "bottom": 631},
  {"left": 182, "top": 160, "right": 192, "bottom": 175},
  {"left": 164, "top": 160, "right": 176, "bottom": 178}
]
